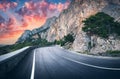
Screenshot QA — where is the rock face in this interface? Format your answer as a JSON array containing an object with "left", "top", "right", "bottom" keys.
[
  {"left": 45, "top": 0, "right": 120, "bottom": 53},
  {"left": 17, "top": 0, "right": 120, "bottom": 54},
  {"left": 72, "top": 0, "right": 120, "bottom": 53},
  {"left": 89, "top": 36, "right": 120, "bottom": 54},
  {"left": 16, "top": 16, "right": 57, "bottom": 43},
  {"left": 107, "top": 0, "right": 120, "bottom": 5},
  {"left": 17, "top": 30, "right": 32, "bottom": 43},
  {"left": 46, "top": 0, "right": 107, "bottom": 42}
]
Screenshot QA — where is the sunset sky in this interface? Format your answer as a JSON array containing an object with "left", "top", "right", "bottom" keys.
[{"left": 0, "top": 0, "right": 71, "bottom": 45}]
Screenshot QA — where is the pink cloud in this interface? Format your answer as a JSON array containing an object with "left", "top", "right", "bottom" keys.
[
  {"left": 0, "top": 1, "right": 17, "bottom": 11},
  {"left": 0, "top": 0, "right": 71, "bottom": 44},
  {"left": 17, "top": 0, "right": 70, "bottom": 17},
  {"left": 16, "top": 0, "right": 70, "bottom": 30}
]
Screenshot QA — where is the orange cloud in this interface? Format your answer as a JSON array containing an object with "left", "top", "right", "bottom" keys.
[
  {"left": 0, "top": 30, "right": 23, "bottom": 38},
  {"left": 0, "top": 30, "right": 24, "bottom": 44},
  {"left": 0, "top": 0, "right": 71, "bottom": 44},
  {"left": 21, "top": 15, "right": 47, "bottom": 30}
]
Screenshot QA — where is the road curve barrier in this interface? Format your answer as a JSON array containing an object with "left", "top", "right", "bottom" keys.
[{"left": 0, "top": 46, "right": 35, "bottom": 78}]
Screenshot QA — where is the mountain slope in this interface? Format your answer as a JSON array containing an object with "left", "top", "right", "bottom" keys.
[
  {"left": 43, "top": 0, "right": 120, "bottom": 54},
  {"left": 16, "top": 16, "right": 57, "bottom": 43},
  {"left": 17, "top": 0, "right": 120, "bottom": 54}
]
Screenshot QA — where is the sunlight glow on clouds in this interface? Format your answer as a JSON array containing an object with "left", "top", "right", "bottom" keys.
[{"left": 0, "top": 0, "right": 70, "bottom": 44}]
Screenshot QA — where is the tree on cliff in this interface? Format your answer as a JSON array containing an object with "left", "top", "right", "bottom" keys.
[{"left": 82, "top": 12, "right": 120, "bottom": 38}]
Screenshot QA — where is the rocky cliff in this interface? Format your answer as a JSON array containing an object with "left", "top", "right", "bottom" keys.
[
  {"left": 45, "top": 0, "right": 120, "bottom": 54},
  {"left": 16, "top": 16, "right": 57, "bottom": 43},
  {"left": 17, "top": 0, "right": 120, "bottom": 54}
]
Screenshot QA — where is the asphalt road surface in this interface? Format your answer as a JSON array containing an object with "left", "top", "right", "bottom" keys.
[{"left": 5, "top": 46, "right": 120, "bottom": 79}]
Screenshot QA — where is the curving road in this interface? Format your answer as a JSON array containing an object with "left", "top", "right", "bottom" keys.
[{"left": 5, "top": 46, "right": 120, "bottom": 79}]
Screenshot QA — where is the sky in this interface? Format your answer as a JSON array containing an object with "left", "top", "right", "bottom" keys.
[{"left": 0, "top": 0, "right": 71, "bottom": 45}]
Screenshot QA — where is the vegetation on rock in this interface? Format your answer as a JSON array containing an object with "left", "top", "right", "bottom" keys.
[
  {"left": 82, "top": 12, "right": 120, "bottom": 38},
  {"left": 54, "top": 34, "right": 74, "bottom": 46},
  {"left": 106, "top": 50, "right": 120, "bottom": 56},
  {"left": 0, "top": 34, "right": 74, "bottom": 55}
]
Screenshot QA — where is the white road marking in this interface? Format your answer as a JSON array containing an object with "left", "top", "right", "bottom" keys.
[
  {"left": 30, "top": 50, "right": 36, "bottom": 79},
  {"left": 69, "top": 50, "right": 120, "bottom": 60},
  {"left": 57, "top": 46, "right": 120, "bottom": 59},
  {"left": 62, "top": 56, "right": 120, "bottom": 71}
]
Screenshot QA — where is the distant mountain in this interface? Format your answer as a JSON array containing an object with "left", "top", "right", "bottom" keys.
[
  {"left": 17, "top": 0, "right": 120, "bottom": 54},
  {"left": 16, "top": 16, "right": 57, "bottom": 43},
  {"left": 0, "top": 44, "right": 6, "bottom": 47},
  {"left": 0, "top": 45, "right": 3, "bottom": 47}
]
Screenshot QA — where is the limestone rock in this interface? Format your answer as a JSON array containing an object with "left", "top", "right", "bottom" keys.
[{"left": 17, "top": 0, "right": 120, "bottom": 54}]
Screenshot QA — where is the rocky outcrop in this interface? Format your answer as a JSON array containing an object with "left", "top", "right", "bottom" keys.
[
  {"left": 107, "top": 0, "right": 120, "bottom": 5},
  {"left": 46, "top": 0, "right": 120, "bottom": 54},
  {"left": 72, "top": 0, "right": 120, "bottom": 54},
  {"left": 90, "top": 36, "right": 120, "bottom": 54},
  {"left": 17, "top": 0, "right": 120, "bottom": 54},
  {"left": 16, "top": 16, "right": 57, "bottom": 43},
  {"left": 17, "top": 30, "right": 31, "bottom": 43},
  {"left": 102, "top": 4, "right": 120, "bottom": 22},
  {"left": 46, "top": 0, "right": 107, "bottom": 42}
]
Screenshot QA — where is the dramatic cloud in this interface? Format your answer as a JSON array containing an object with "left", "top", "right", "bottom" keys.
[
  {"left": 0, "top": 1, "right": 17, "bottom": 11},
  {"left": 0, "top": 0, "right": 71, "bottom": 44},
  {"left": 0, "top": 30, "right": 24, "bottom": 44},
  {"left": 0, "top": 17, "right": 17, "bottom": 36},
  {"left": 17, "top": 0, "right": 70, "bottom": 28}
]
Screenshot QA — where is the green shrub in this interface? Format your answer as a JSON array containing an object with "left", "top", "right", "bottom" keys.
[
  {"left": 53, "top": 34, "right": 74, "bottom": 46},
  {"left": 106, "top": 50, "right": 120, "bottom": 54},
  {"left": 64, "top": 34, "right": 74, "bottom": 42},
  {"left": 0, "top": 34, "right": 75, "bottom": 55},
  {"left": 82, "top": 12, "right": 120, "bottom": 38}
]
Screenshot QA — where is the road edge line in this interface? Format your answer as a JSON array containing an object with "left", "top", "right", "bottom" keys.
[
  {"left": 30, "top": 50, "right": 35, "bottom": 79},
  {"left": 63, "top": 56, "right": 120, "bottom": 71},
  {"left": 58, "top": 46, "right": 120, "bottom": 60}
]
